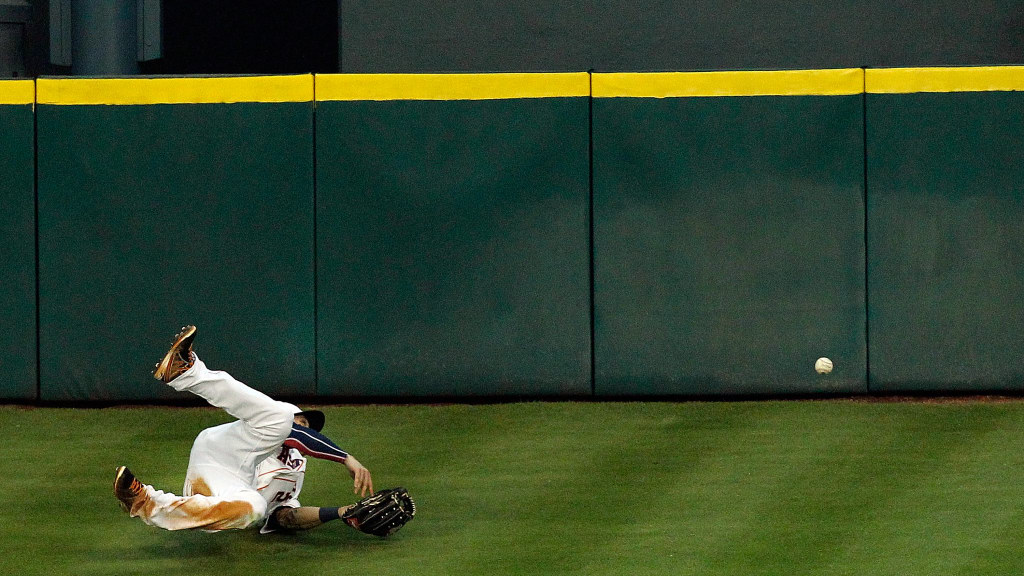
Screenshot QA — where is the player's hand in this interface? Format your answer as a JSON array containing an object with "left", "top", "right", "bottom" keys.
[{"left": 345, "top": 455, "right": 374, "bottom": 497}]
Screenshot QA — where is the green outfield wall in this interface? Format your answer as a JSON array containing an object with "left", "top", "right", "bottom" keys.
[
  {"left": 0, "top": 81, "right": 37, "bottom": 400},
  {"left": 866, "top": 67, "right": 1024, "bottom": 392},
  {"left": 6, "top": 68, "right": 1024, "bottom": 401},
  {"left": 314, "top": 74, "right": 592, "bottom": 397},
  {"left": 593, "top": 70, "right": 868, "bottom": 396},
  {"left": 36, "top": 76, "right": 316, "bottom": 401}
]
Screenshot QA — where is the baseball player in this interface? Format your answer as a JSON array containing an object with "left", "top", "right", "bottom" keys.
[{"left": 114, "top": 325, "right": 373, "bottom": 532}]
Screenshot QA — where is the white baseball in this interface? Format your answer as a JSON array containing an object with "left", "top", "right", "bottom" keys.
[{"left": 814, "top": 357, "right": 833, "bottom": 374}]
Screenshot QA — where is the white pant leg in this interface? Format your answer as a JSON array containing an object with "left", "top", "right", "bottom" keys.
[
  {"left": 127, "top": 482, "right": 267, "bottom": 531},
  {"left": 167, "top": 355, "right": 300, "bottom": 442}
]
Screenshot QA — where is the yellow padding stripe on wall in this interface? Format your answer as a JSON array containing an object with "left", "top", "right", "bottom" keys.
[
  {"left": 0, "top": 80, "right": 35, "bottom": 105},
  {"left": 24, "top": 68, "right": 1024, "bottom": 105},
  {"left": 867, "top": 66, "right": 1024, "bottom": 93},
  {"left": 316, "top": 73, "right": 590, "bottom": 101},
  {"left": 37, "top": 75, "right": 313, "bottom": 105},
  {"left": 593, "top": 69, "right": 864, "bottom": 97}
]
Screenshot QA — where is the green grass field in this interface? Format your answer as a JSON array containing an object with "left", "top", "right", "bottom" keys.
[{"left": 3, "top": 399, "right": 1024, "bottom": 575}]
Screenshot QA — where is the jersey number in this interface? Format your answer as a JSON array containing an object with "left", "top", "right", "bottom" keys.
[{"left": 270, "top": 491, "right": 294, "bottom": 503}]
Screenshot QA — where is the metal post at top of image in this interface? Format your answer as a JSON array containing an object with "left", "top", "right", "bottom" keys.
[
  {"left": 50, "top": 0, "right": 161, "bottom": 75},
  {"left": 70, "top": 0, "right": 137, "bottom": 75}
]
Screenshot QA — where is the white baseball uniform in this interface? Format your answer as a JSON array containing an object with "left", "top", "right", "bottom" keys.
[
  {"left": 125, "top": 355, "right": 303, "bottom": 531},
  {"left": 254, "top": 447, "right": 308, "bottom": 534}
]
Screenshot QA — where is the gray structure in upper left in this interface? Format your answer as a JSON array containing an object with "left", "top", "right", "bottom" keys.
[
  {"left": 0, "top": 0, "right": 338, "bottom": 78},
  {"left": 0, "top": 0, "right": 159, "bottom": 77},
  {"left": 0, "top": 0, "right": 30, "bottom": 76}
]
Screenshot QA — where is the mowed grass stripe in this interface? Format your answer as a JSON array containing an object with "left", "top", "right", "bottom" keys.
[{"left": 2, "top": 401, "right": 1024, "bottom": 575}]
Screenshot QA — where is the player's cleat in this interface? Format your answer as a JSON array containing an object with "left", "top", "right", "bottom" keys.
[
  {"left": 153, "top": 325, "right": 197, "bottom": 382},
  {"left": 114, "top": 466, "right": 147, "bottom": 514}
]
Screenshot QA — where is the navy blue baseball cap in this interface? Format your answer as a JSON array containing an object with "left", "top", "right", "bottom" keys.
[{"left": 295, "top": 410, "right": 325, "bottom": 432}]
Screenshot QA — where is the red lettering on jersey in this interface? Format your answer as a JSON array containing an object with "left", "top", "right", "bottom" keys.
[{"left": 276, "top": 446, "right": 303, "bottom": 470}]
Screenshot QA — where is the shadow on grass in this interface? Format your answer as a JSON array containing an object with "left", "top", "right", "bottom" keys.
[
  {"left": 135, "top": 530, "right": 229, "bottom": 559},
  {"left": 137, "top": 524, "right": 393, "bottom": 560}
]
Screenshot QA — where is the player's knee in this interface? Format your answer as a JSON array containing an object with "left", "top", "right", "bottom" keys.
[
  {"left": 250, "top": 496, "right": 268, "bottom": 519},
  {"left": 262, "top": 402, "right": 298, "bottom": 443},
  {"left": 237, "top": 493, "right": 268, "bottom": 529}
]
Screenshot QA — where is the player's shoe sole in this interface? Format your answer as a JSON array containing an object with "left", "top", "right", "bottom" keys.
[
  {"left": 114, "top": 466, "right": 147, "bottom": 514},
  {"left": 153, "top": 325, "right": 197, "bottom": 382}
]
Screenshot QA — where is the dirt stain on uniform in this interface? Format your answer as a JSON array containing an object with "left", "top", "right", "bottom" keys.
[
  {"left": 188, "top": 477, "right": 213, "bottom": 497},
  {"left": 179, "top": 498, "right": 256, "bottom": 530},
  {"left": 181, "top": 477, "right": 256, "bottom": 529},
  {"left": 134, "top": 476, "right": 257, "bottom": 530}
]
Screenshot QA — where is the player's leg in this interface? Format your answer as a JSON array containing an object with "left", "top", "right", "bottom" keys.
[
  {"left": 169, "top": 355, "right": 298, "bottom": 439},
  {"left": 115, "top": 466, "right": 267, "bottom": 531},
  {"left": 153, "top": 325, "right": 299, "bottom": 446}
]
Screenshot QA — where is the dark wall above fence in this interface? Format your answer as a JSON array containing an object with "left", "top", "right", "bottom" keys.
[
  {"left": 340, "top": 1, "right": 1024, "bottom": 72},
  {"left": 16, "top": 2, "right": 1024, "bottom": 76}
]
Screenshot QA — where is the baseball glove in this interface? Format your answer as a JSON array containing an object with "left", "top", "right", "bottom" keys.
[{"left": 343, "top": 487, "right": 416, "bottom": 537}]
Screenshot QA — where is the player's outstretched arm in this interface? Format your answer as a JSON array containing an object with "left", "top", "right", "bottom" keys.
[
  {"left": 270, "top": 506, "right": 353, "bottom": 531},
  {"left": 345, "top": 455, "right": 373, "bottom": 497},
  {"left": 283, "top": 422, "right": 373, "bottom": 496}
]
